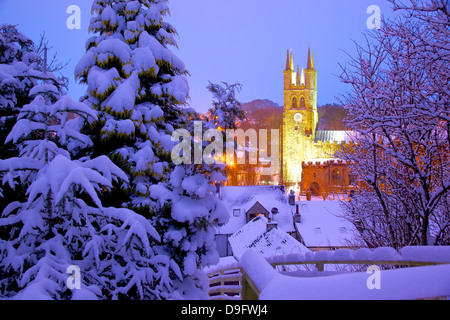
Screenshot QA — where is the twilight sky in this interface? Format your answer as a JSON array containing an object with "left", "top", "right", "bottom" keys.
[{"left": 0, "top": 0, "right": 394, "bottom": 113}]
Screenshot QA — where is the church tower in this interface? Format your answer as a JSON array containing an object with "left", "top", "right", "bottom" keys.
[{"left": 281, "top": 48, "right": 318, "bottom": 186}]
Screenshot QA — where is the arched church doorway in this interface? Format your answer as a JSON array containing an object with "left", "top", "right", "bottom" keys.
[{"left": 310, "top": 182, "right": 320, "bottom": 197}]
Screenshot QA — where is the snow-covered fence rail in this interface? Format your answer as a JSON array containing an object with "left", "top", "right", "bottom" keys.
[
  {"left": 240, "top": 246, "right": 450, "bottom": 300},
  {"left": 206, "top": 262, "right": 242, "bottom": 300},
  {"left": 266, "top": 246, "right": 450, "bottom": 271}
]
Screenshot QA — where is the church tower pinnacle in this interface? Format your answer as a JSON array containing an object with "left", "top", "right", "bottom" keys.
[
  {"left": 307, "top": 47, "right": 315, "bottom": 70},
  {"left": 305, "top": 47, "right": 317, "bottom": 90},
  {"left": 284, "top": 50, "right": 295, "bottom": 89},
  {"left": 285, "top": 49, "right": 291, "bottom": 70}
]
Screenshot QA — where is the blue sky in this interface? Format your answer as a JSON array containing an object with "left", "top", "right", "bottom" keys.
[{"left": 0, "top": 0, "right": 394, "bottom": 113}]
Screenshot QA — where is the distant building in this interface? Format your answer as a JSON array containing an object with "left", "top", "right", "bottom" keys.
[
  {"left": 224, "top": 48, "right": 356, "bottom": 193},
  {"left": 281, "top": 48, "right": 355, "bottom": 189},
  {"left": 300, "top": 158, "right": 357, "bottom": 199}
]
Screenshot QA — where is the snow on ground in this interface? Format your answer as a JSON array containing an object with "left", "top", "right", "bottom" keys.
[{"left": 259, "top": 263, "right": 450, "bottom": 300}]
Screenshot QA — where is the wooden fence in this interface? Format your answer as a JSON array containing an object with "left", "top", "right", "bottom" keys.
[
  {"left": 207, "top": 247, "right": 450, "bottom": 300},
  {"left": 207, "top": 266, "right": 242, "bottom": 300}
]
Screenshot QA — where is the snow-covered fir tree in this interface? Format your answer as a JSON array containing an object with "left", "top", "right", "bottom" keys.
[
  {"left": 206, "top": 81, "right": 246, "bottom": 130},
  {"left": 75, "top": 0, "right": 229, "bottom": 299},
  {"left": 0, "top": 76, "right": 179, "bottom": 298},
  {"left": 0, "top": 24, "right": 68, "bottom": 217},
  {"left": 0, "top": 25, "right": 66, "bottom": 159},
  {"left": 75, "top": 0, "right": 189, "bottom": 215},
  {"left": 0, "top": 24, "right": 35, "bottom": 159},
  {"left": 161, "top": 106, "right": 229, "bottom": 298},
  {"left": 206, "top": 81, "right": 248, "bottom": 184},
  {"left": 0, "top": 20, "right": 186, "bottom": 300}
]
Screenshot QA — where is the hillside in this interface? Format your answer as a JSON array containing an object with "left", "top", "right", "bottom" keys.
[
  {"left": 240, "top": 99, "right": 283, "bottom": 130},
  {"left": 317, "top": 103, "right": 348, "bottom": 130}
]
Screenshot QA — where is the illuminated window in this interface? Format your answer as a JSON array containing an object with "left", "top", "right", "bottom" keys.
[
  {"left": 349, "top": 174, "right": 355, "bottom": 186},
  {"left": 332, "top": 169, "right": 341, "bottom": 185},
  {"left": 249, "top": 213, "right": 266, "bottom": 220}
]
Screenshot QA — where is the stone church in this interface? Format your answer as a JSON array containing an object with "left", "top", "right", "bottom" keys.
[{"left": 280, "top": 48, "right": 355, "bottom": 196}]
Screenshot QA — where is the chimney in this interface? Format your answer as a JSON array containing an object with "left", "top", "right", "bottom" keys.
[{"left": 294, "top": 204, "right": 301, "bottom": 223}]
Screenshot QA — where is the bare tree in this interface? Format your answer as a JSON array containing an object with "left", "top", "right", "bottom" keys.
[
  {"left": 339, "top": 0, "right": 450, "bottom": 248},
  {"left": 34, "top": 32, "right": 70, "bottom": 73}
]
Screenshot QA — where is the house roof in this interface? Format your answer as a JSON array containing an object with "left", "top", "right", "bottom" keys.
[
  {"left": 228, "top": 215, "right": 310, "bottom": 261},
  {"left": 294, "top": 200, "right": 362, "bottom": 248},
  {"left": 216, "top": 185, "right": 295, "bottom": 235}
]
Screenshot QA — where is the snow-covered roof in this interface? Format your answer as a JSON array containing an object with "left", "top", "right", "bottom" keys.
[
  {"left": 294, "top": 200, "right": 361, "bottom": 248},
  {"left": 216, "top": 185, "right": 295, "bottom": 235},
  {"left": 229, "top": 215, "right": 310, "bottom": 261},
  {"left": 302, "top": 158, "right": 347, "bottom": 166}
]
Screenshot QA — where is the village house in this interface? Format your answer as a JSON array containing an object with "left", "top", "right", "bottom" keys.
[
  {"left": 293, "top": 200, "right": 362, "bottom": 251},
  {"left": 215, "top": 185, "right": 359, "bottom": 258},
  {"left": 228, "top": 214, "right": 310, "bottom": 261},
  {"left": 215, "top": 185, "right": 297, "bottom": 257}
]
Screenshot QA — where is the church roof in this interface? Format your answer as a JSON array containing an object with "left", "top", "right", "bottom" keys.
[{"left": 314, "top": 130, "right": 355, "bottom": 143}]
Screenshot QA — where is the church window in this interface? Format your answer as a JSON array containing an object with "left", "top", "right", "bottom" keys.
[
  {"left": 292, "top": 97, "right": 297, "bottom": 108},
  {"left": 349, "top": 174, "right": 355, "bottom": 186},
  {"left": 332, "top": 169, "right": 341, "bottom": 185},
  {"left": 300, "top": 97, "right": 306, "bottom": 108}
]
